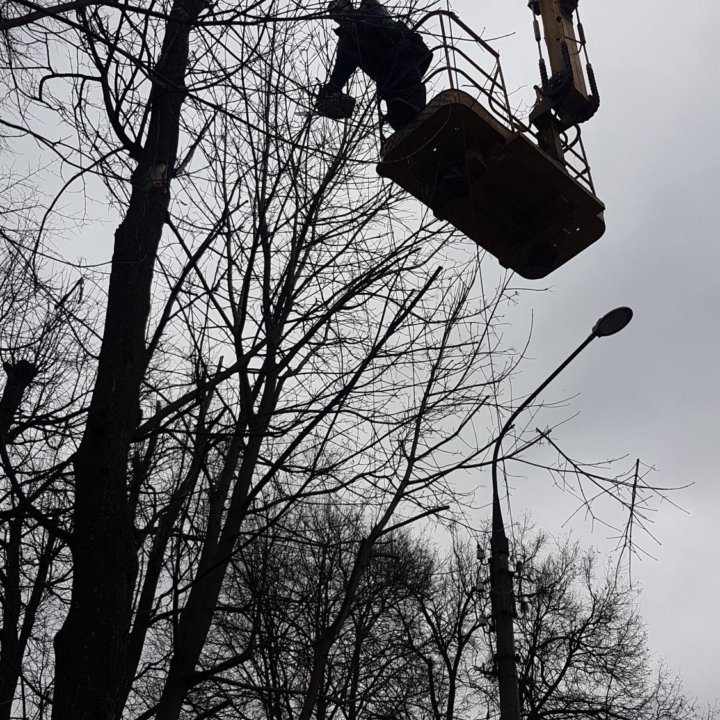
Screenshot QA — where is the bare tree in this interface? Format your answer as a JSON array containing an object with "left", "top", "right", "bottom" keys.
[
  {"left": 399, "top": 535, "right": 488, "bottom": 720},
  {"left": 0, "top": 1, "right": 673, "bottom": 719},
  {"left": 180, "top": 515, "right": 715, "bottom": 720},
  {"left": 190, "top": 505, "right": 432, "bottom": 720},
  {"left": 509, "top": 532, "right": 712, "bottom": 720},
  {"left": 0, "top": 228, "right": 90, "bottom": 720},
  {"left": 1, "top": 0, "right": 509, "bottom": 716},
  {"left": 412, "top": 529, "right": 716, "bottom": 720}
]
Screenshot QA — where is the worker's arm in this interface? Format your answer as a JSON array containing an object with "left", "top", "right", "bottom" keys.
[{"left": 325, "top": 24, "right": 360, "bottom": 91}]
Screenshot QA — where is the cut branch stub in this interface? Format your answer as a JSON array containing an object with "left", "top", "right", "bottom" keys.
[{"left": 0, "top": 360, "right": 38, "bottom": 441}]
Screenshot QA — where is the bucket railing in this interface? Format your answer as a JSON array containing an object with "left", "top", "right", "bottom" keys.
[{"left": 411, "top": 10, "right": 596, "bottom": 193}]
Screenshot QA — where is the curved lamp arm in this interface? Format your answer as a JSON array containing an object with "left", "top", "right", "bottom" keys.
[{"left": 490, "top": 306, "right": 632, "bottom": 532}]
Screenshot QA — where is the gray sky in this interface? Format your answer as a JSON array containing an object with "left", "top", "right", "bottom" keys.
[{"left": 452, "top": 0, "right": 720, "bottom": 707}]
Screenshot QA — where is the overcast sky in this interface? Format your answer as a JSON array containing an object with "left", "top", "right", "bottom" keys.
[{"left": 448, "top": 0, "right": 720, "bottom": 707}]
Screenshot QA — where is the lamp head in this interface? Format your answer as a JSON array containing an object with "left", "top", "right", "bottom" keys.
[{"left": 592, "top": 307, "right": 633, "bottom": 338}]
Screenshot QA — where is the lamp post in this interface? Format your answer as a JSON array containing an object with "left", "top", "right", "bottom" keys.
[{"left": 489, "top": 307, "right": 633, "bottom": 720}]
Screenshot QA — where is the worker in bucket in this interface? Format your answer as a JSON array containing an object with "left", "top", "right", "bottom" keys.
[{"left": 316, "top": 0, "right": 432, "bottom": 131}]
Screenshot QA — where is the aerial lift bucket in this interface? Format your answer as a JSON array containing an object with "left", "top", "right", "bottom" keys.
[{"left": 376, "top": 11, "right": 605, "bottom": 279}]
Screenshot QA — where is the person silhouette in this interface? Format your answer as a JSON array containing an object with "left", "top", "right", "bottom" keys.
[{"left": 316, "top": 0, "right": 432, "bottom": 130}]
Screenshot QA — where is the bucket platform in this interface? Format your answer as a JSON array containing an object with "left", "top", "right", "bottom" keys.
[{"left": 377, "top": 89, "right": 605, "bottom": 279}]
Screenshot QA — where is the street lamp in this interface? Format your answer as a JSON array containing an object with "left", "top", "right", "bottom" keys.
[{"left": 489, "top": 307, "right": 632, "bottom": 720}]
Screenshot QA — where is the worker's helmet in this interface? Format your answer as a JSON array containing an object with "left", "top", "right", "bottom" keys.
[{"left": 327, "top": 0, "right": 352, "bottom": 20}]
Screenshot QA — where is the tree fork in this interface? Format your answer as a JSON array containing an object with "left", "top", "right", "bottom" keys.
[{"left": 51, "top": 1, "right": 208, "bottom": 718}]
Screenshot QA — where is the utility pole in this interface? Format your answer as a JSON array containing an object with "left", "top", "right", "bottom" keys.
[
  {"left": 489, "top": 494, "right": 521, "bottom": 720},
  {"left": 487, "top": 307, "right": 633, "bottom": 720}
]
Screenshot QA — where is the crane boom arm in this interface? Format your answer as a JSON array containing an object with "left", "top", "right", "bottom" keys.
[{"left": 529, "top": 0, "right": 598, "bottom": 129}]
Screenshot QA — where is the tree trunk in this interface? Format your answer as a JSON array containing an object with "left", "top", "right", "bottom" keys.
[{"left": 51, "top": 2, "right": 206, "bottom": 717}]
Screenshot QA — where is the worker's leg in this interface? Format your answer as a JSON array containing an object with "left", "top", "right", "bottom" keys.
[
  {"left": 317, "top": 36, "right": 359, "bottom": 120},
  {"left": 381, "top": 72, "right": 426, "bottom": 131}
]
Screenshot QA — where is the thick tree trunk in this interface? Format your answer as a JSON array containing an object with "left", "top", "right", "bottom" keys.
[{"left": 51, "top": 2, "right": 206, "bottom": 718}]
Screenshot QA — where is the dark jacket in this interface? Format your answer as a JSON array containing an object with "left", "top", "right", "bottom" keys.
[{"left": 327, "top": 0, "right": 431, "bottom": 95}]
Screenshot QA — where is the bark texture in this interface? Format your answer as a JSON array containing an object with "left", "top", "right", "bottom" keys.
[{"left": 51, "top": 2, "right": 207, "bottom": 717}]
